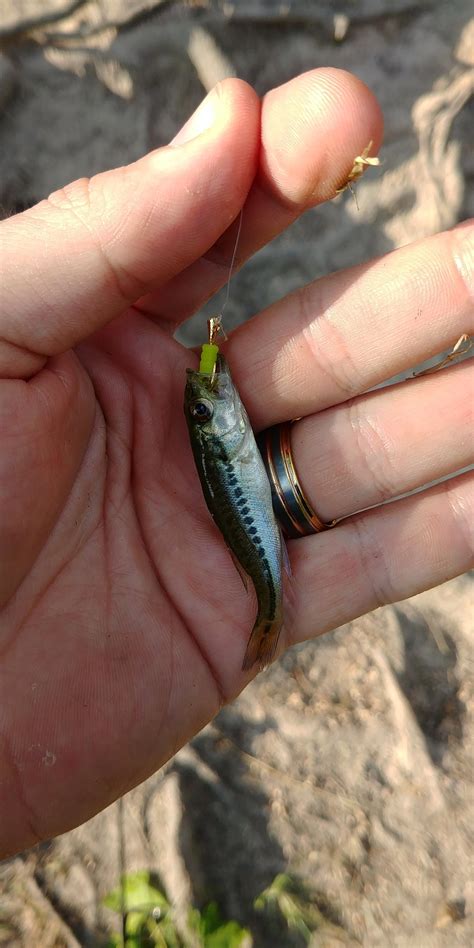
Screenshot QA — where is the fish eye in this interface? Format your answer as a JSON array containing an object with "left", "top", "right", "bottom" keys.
[{"left": 190, "top": 399, "right": 214, "bottom": 422}]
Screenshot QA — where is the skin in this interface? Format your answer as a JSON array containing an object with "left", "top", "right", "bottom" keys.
[{"left": 0, "top": 70, "right": 473, "bottom": 859}]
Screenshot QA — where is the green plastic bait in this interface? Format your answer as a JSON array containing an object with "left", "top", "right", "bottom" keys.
[{"left": 199, "top": 342, "right": 219, "bottom": 375}]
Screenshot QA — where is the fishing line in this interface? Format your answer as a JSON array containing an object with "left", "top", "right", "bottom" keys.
[
  {"left": 199, "top": 208, "right": 244, "bottom": 374},
  {"left": 219, "top": 207, "right": 243, "bottom": 321}
]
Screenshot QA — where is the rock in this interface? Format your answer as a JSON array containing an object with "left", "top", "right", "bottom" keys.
[
  {"left": 0, "top": 1, "right": 165, "bottom": 37},
  {"left": 455, "top": 19, "right": 474, "bottom": 66}
]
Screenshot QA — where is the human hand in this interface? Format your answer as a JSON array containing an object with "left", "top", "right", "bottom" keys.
[{"left": 1, "top": 70, "right": 472, "bottom": 858}]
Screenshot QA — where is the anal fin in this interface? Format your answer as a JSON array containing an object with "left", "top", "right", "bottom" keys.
[{"left": 242, "top": 619, "right": 281, "bottom": 672}]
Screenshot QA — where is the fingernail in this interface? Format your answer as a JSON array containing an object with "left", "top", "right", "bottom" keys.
[{"left": 171, "top": 90, "right": 217, "bottom": 146}]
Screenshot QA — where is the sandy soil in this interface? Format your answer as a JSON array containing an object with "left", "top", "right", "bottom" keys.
[{"left": 0, "top": 2, "right": 473, "bottom": 945}]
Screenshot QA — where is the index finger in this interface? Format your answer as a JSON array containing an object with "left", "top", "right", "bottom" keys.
[{"left": 136, "top": 68, "right": 383, "bottom": 326}]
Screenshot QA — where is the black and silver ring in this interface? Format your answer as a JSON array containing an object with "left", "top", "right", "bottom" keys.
[{"left": 258, "top": 422, "right": 335, "bottom": 539}]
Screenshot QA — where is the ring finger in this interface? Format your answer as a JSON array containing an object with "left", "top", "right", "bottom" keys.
[{"left": 289, "top": 360, "right": 473, "bottom": 524}]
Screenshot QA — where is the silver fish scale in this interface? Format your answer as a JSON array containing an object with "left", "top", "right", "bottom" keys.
[
  {"left": 217, "top": 446, "right": 281, "bottom": 591},
  {"left": 184, "top": 355, "right": 285, "bottom": 668}
]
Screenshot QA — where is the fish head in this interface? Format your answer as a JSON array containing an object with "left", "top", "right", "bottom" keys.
[{"left": 184, "top": 354, "right": 247, "bottom": 450}]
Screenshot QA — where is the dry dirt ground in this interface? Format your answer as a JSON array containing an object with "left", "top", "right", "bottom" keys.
[{"left": 0, "top": 2, "right": 473, "bottom": 946}]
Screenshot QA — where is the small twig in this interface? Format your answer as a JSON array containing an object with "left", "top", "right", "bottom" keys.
[
  {"left": 412, "top": 333, "right": 472, "bottom": 378},
  {"left": 214, "top": 730, "right": 364, "bottom": 816},
  {"left": 335, "top": 140, "right": 380, "bottom": 196}
]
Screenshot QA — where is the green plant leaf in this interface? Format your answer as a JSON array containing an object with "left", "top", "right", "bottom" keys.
[
  {"left": 199, "top": 901, "right": 223, "bottom": 935},
  {"left": 204, "top": 920, "right": 251, "bottom": 947},
  {"left": 188, "top": 903, "right": 251, "bottom": 946},
  {"left": 254, "top": 874, "right": 316, "bottom": 944},
  {"left": 104, "top": 870, "right": 170, "bottom": 915},
  {"left": 105, "top": 936, "right": 122, "bottom": 948}
]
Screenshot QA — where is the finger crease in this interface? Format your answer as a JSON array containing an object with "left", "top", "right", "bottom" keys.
[
  {"left": 444, "top": 480, "right": 474, "bottom": 558},
  {"left": 47, "top": 185, "right": 146, "bottom": 307},
  {"left": 0, "top": 729, "right": 43, "bottom": 851},
  {"left": 350, "top": 516, "right": 394, "bottom": 610},
  {"left": 297, "top": 281, "right": 364, "bottom": 401},
  {"left": 0, "top": 334, "right": 47, "bottom": 370},
  {"left": 348, "top": 400, "right": 398, "bottom": 504}
]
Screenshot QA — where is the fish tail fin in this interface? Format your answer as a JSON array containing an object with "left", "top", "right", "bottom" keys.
[{"left": 241, "top": 618, "right": 282, "bottom": 672}]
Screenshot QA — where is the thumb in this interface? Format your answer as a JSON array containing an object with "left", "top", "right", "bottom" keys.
[{"left": 0, "top": 79, "right": 259, "bottom": 378}]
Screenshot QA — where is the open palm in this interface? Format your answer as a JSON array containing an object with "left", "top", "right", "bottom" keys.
[{"left": 1, "top": 72, "right": 472, "bottom": 859}]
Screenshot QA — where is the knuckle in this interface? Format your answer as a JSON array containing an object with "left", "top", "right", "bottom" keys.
[
  {"left": 444, "top": 479, "right": 474, "bottom": 561},
  {"left": 348, "top": 399, "right": 399, "bottom": 503},
  {"left": 296, "top": 280, "right": 364, "bottom": 401},
  {"left": 47, "top": 176, "right": 146, "bottom": 304},
  {"left": 47, "top": 177, "right": 95, "bottom": 216},
  {"left": 352, "top": 518, "right": 394, "bottom": 608}
]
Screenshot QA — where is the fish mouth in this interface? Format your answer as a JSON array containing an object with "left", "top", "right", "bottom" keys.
[{"left": 186, "top": 354, "right": 232, "bottom": 398}]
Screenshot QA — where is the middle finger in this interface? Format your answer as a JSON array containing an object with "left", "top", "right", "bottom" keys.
[
  {"left": 289, "top": 361, "right": 473, "bottom": 524},
  {"left": 227, "top": 222, "right": 474, "bottom": 427}
]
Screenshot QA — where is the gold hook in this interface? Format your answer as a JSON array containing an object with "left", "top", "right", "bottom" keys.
[{"left": 208, "top": 315, "right": 228, "bottom": 346}]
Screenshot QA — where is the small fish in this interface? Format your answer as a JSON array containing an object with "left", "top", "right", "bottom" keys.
[{"left": 184, "top": 354, "right": 287, "bottom": 670}]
